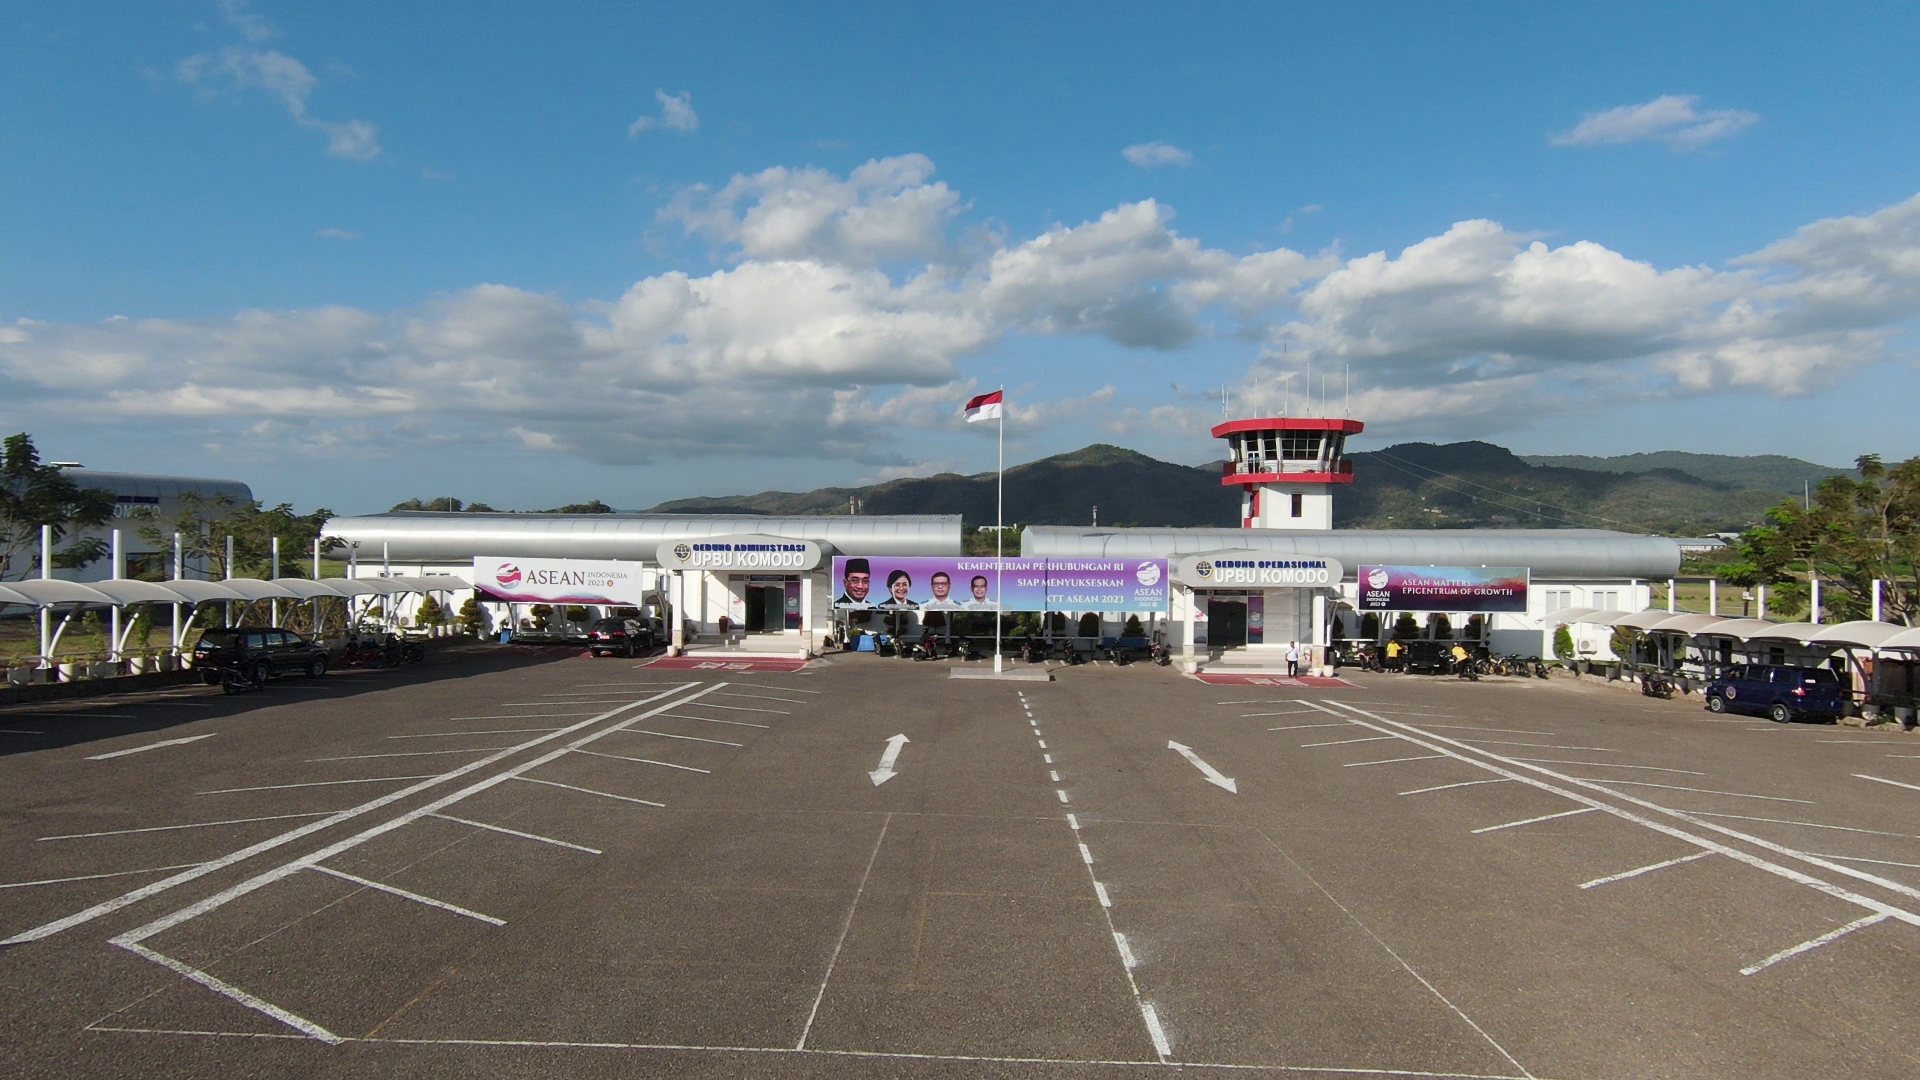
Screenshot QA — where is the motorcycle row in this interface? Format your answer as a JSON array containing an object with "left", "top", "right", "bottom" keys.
[
  {"left": 1334, "top": 642, "right": 1552, "bottom": 681},
  {"left": 854, "top": 631, "right": 1173, "bottom": 667}
]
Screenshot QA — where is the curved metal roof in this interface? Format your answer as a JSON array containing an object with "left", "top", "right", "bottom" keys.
[
  {"left": 84, "top": 578, "right": 200, "bottom": 605},
  {"left": 0, "top": 580, "right": 115, "bottom": 605},
  {"left": 1804, "top": 621, "right": 1911, "bottom": 648},
  {"left": 65, "top": 469, "right": 253, "bottom": 503},
  {"left": 1022, "top": 527, "right": 1682, "bottom": 579},
  {"left": 323, "top": 512, "right": 962, "bottom": 563},
  {"left": 159, "top": 580, "right": 250, "bottom": 603},
  {"left": 1880, "top": 627, "right": 1920, "bottom": 651},
  {"left": 1741, "top": 621, "right": 1827, "bottom": 643},
  {"left": 1611, "top": 609, "right": 1679, "bottom": 630},
  {"left": 1690, "top": 618, "right": 1780, "bottom": 640},
  {"left": 1643, "top": 613, "right": 1735, "bottom": 634}
]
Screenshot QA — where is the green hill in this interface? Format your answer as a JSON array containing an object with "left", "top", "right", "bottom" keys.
[
  {"left": 1518, "top": 450, "right": 1850, "bottom": 493},
  {"left": 645, "top": 441, "right": 1808, "bottom": 534}
]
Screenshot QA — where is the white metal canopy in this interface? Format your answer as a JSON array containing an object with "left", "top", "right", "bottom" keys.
[
  {"left": 0, "top": 580, "right": 115, "bottom": 605},
  {"left": 83, "top": 578, "right": 203, "bottom": 605},
  {"left": 158, "top": 579, "right": 250, "bottom": 603},
  {"left": 1803, "top": 621, "right": 1912, "bottom": 648},
  {"left": 1611, "top": 609, "right": 1678, "bottom": 630},
  {"left": 1741, "top": 622, "right": 1826, "bottom": 643},
  {"left": 1643, "top": 613, "right": 1736, "bottom": 634},
  {"left": 1691, "top": 618, "right": 1783, "bottom": 640},
  {"left": 1872, "top": 627, "right": 1920, "bottom": 652}
]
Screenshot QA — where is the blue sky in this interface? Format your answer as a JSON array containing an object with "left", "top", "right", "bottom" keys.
[{"left": 4, "top": 1, "right": 1919, "bottom": 514}]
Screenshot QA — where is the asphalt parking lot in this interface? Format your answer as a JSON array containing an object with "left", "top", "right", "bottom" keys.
[{"left": 3, "top": 647, "right": 1919, "bottom": 1078}]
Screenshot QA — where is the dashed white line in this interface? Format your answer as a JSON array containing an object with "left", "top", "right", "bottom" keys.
[
  {"left": 1471, "top": 807, "right": 1599, "bottom": 834},
  {"left": 1050, "top": 770, "right": 1061, "bottom": 782},
  {"left": 1112, "top": 931, "right": 1138, "bottom": 968},
  {"left": 1066, "top": 814, "right": 1080, "bottom": 831},
  {"left": 1056, "top": 789, "right": 1070, "bottom": 804},
  {"left": 1741, "top": 914, "right": 1889, "bottom": 976},
  {"left": 1078, "top": 843, "right": 1094, "bottom": 865},
  {"left": 1037, "top": 740, "right": 1047, "bottom": 749},
  {"left": 1139, "top": 1002, "right": 1172, "bottom": 1059},
  {"left": 1092, "top": 881, "right": 1112, "bottom": 907},
  {"left": 1577, "top": 851, "right": 1715, "bottom": 890}
]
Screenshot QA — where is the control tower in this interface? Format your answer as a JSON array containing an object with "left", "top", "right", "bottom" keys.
[{"left": 1212, "top": 416, "right": 1364, "bottom": 530}]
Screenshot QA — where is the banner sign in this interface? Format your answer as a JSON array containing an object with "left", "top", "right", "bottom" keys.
[
  {"left": 1357, "top": 565, "right": 1530, "bottom": 612},
  {"left": 1173, "top": 553, "right": 1343, "bottom": 588},
  {"left": 830, "top": 556, "right": 1168, "bottom": 613},
  {"left": 655, "top": 534, "right": 821, "bottom": 572},
  {"left": 473, "top": 556, "right": 647, "bottom": 606}
]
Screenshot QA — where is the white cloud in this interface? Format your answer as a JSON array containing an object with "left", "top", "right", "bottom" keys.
[
  {"left": 176, "top": 8, "right": 382, "bottom": 160},
  {"left": 7, "top": 156, "right": 1919, "bottom": 466},
  {"left": 316, "top": 227, "right": 357, "bottom": 240},
  {"left": 1551, "top": 94, "right": 1757, "bottom": 149},
  {"left": 629, "top": 90, "right": 699, "bottom": 137},
  {"left": 1122, "top": 142, "right": 1193, "bottom": 169},
  {"left": 661, "top": 154, "right": 960, "bottom": 266}
]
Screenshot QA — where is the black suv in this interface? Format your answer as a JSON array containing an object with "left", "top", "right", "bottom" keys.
[
  {"left": 587, "top": 617, "right": 654, "bottom": 658},
  {"left": 193, "top": 627, "right": 330, "bottom": 684}
]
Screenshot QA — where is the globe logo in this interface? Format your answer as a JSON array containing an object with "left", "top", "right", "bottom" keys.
[
  {"left": 673, "top": 543, "right": 692, "bottom": 562},
  {"left": 1195, "top": 560, "right": 1213, "bottom": 579},
  {"left": 495, "top": 563, "right": 522, "bottom": 587},
  {"left": 1367, "top": 567, "right": 1391, "bottom": 590},
  {"left": 1135, "top": 561, "right": 1162, "bottom": 586}
]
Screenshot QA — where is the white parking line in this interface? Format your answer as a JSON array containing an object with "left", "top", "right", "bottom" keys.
[
  {"left": 199, "top": 775, "right": 439, "bottom": 794},
  {"left": 572, "top": 749, "right": 711, "bottom": 773},
  {"left": 1239, "top": 710, "right": 1321, "bottom": 717},
  {"left": 1471, "top": 807, "right": 1599, "bottom": 834},
  {"left": 39, "top": 813, "right": 334, "bottom": 841},
  {"left": 1506, "top": 758, "right": 1705, "bottom": 775},
  {"left": 660, "top": 713, "right": 769, "bottom": 729},
  {"left": 1570, "top": 780, "right": 1813, "bottom": 804},
  {"left": 309, "top": 865, "right": 504, "bottom": 925},
  {"left": 1455, "top": 738, "right": 1618, "bottom": 753},
  {"left": 674, "top": 701, "right": 790, "bottom": 714},
  {"left": 1688, "top": 811, "right": 1920, "bottom": 839},
  {"left": 1807, "top": 853, "right": 1920, "bottom": 869},
  {"left": 497, "top": 700, "right": 637, "bottom": 707},
  {"left": 1740, "top": 914, "right": 1888, "bottom": 976},
  {"left": 1413, "top": 724, "right": 1553, "bottom": 736},
  {"left": 1, "top": 862, "right": 208, "bottom": 890},
  {"left": 622, "top": 729, "right": 742, "bottom": 747},
  {"left": 1577, "top": 851, "right": 1714, "bottom": 890},
  {"left": 711, "top": 692, "right": 808, "bottom": 705},
  {"left": 0, "top": 729, "right": 46, "bottom": 735},
  {"left": 85, "top": 733, "right": 218, "bottom": 760},
  {"left": 446, "top": 713, "right": 599, "bottom": 721},
  {"left": 1265, "top": 723, "right": 1350, "bottom": 731},
  {"left": 429, "top": 813, "right": 602, "bottom": 854},
  {"left": 1400, "top": 779, "right": 1512, "bottom": 796},
  {"left": 1345, "top": 755, "right": 1447, "bottom": 767},
  {"left": 306, "top": 747, "right": 517, "bottom": 762},
  {"left": 1858, "top": 774, "right": 1920, "bottom": 794},
  {"left": 513, "top": 776, "right": 665, "bottom": 807},
  {"left": 388, "top": 728, "right": 563, "bottom": 739},
  {"left": 1300, "top": 736, "right": 1395, "bottom": 748}
]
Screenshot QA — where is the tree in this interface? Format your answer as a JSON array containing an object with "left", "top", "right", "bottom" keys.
[
  {"left": 0, "top": 433, "right": 117, "bottom": 580},
  {"left": 544, "top": 500, "right": 614, "bottom": 514},
  {"left": 391, "top": 497, "right": 500, "bottom": 512},
  {"left": 1553, "top": 624, "right": 1574, "bottom": 660},
  {"left": 1431, "top": 613, "right": 1453, "bottom": 640},
  {"left": 1392, "top": 612, "right": 1419, "bottom": 639},
  {"left": 1122, "top": 614, "right": 1145, "bottom": 638},
  {"left": 136, "top": 492, "right": 339, "bottom": 579},
  {"left": 416, "top": 595, "right": 447, "bottom": 627},
  {"left": 457, "top": 595, "right": 485, "bottom": 636},
  {"left": 1725, "top": 454, "right": 1920, "bottom": 624},
  {"left": 1077, "top": 612, "right": 1101, "bottom": 637},
  {"left": 1360, "top": 612, "right": 1381, "bottom": 639}
]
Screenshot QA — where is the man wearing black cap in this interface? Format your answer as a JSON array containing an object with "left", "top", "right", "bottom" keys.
[{"left": 837, "top": 558, "right": 874, "bottom": 607}]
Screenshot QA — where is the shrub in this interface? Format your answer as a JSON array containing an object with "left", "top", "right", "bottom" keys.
[
  {"left": 1609, "top": 625, "right": 1637, "bottom": 662},
  {"left": 1077, "top": 613, "right": 1101, "bottom": 637},
  {"left": 1122, "top": 614, "right": 1144, "bottom": 638},
  {"left": 1392, "top": 612, "right": 1419, "bottom": 639},
  {"left": 1432, "top": 614, "right": 1453, "bottom": 640},
  {"left": 416, "top": 595, "right": 447, "bottom": 627},
  {"left": 457, "top": 596, "right": 484, "bottom": 635},
  {"left": 528, "top": 604, "right": 552, "bottom": 631},
  {"left": 1360, "top": 612, "right": 1381, "bottom": 639},
  {"left": 1552, "top": 624, "right": 1574, "bottom": 660},
  {"left": 563, "top": 605, "right": 590, "bottom": 623}
]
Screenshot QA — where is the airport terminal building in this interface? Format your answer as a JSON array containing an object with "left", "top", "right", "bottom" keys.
[{"left": 319, "top": 412, "right": 1681, "bottom": 664}]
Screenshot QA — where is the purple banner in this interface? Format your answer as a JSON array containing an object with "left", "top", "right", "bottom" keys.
[
  {"left": 831, "top": 557, "right": 1167, "bottom": 613},
  {"left": 1357, "top": 565, "right": 1529, "bottom": 613}
]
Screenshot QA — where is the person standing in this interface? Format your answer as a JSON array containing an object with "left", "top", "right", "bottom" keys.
[
  {"left": 1286, "top": 640, "right": 1301, "bottom": 677},
  {"left": 1384, "top": 637, "right": 1401, "bottom": 673}
]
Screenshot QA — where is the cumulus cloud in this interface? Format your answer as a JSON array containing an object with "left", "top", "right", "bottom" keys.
[
  {"left": 6, "top": 154, "right": 1919, "bottom": 466},
  {"left": 1122, "top": 142, "right": 1193, "bottom": 168},
  {"left": 176, "top": 3, "right": 381, "bottom": 160},
  {"left": 1551, "top": 94, "right": 1757, "bottom": 149},
  {"left": 629, "top": 90, "right": 699, "bottom": 137}
]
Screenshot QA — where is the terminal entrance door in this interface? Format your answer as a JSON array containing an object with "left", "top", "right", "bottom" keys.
[
  {"left": 744, "top": 585, "right": 785, "bottom": 633},
  {"left": 1206, "top": 598, "right": 1248, "bottom": 648}
]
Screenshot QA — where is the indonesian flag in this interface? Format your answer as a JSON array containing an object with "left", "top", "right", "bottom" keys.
[{"left": 963, "top": 390, "right": 1003, "bottom": 423}]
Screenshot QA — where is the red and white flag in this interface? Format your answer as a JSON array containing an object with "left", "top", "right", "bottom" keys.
[{"left": 963, "top": 390, "right": 1003, "bottom": 423}]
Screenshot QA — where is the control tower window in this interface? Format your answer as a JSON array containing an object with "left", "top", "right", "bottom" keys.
[{"left": 1280, "top": 432, "right": 1323, "bottom": 460}]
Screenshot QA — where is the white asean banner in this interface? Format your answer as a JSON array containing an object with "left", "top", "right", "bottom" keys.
[{"left": 473, "top": 556, "right": 647, "bottom": 606}]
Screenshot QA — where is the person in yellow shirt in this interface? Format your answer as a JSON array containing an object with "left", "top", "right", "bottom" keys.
[
  {"left": 1383, "top": 638, "right": 1401, "bottom": 673},
  {"left": 1449, "top": 642, "right": 1471, "bottom": 675}
]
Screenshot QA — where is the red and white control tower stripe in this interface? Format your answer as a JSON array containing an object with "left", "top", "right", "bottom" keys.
[{"left": 1213, "top": 416, "right": 1364, "bottom": 530}]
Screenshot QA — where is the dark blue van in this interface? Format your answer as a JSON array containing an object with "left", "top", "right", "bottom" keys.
[{"left": 1703, "top": 663, "right": 1847, "bottom": 723}]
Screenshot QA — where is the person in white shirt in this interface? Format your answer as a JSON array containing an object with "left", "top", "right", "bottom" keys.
[{"left": 1286, "top": 640, "right": 1302, "bottom": 677}]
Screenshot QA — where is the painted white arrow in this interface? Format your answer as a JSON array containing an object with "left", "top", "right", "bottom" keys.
[
  {"left": 1167, "top": 740, "right": 1237, "bottom": 793},
  {"left": 869, "top": 733, "right": 910, "bottom": 786}
]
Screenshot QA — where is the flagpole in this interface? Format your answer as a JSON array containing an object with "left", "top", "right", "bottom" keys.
[{"left": 994, "top": 383, "right": 1004, "bottom": 673}]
